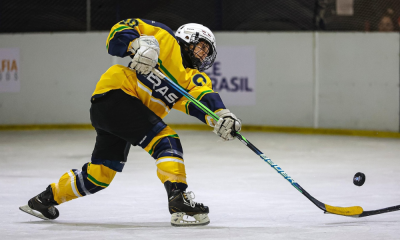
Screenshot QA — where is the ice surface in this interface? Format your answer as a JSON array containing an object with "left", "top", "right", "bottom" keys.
[{"left": 0, "top": 130, "right": 399, "bottom": 239}]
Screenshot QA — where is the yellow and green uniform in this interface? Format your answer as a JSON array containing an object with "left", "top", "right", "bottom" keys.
[
  {"left": 95, "top": 18, "right": 226, "bottom": 124},
  {"left": 50, "top": 19, "right": 226, "bottom": 204}
]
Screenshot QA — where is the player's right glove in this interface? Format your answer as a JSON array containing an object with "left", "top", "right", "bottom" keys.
[
  {"left": 129, "top": 36, "right": 160, "bottom": 75},
  {"left": 213, "top": 109, "right": 242, "bottom": 141}
]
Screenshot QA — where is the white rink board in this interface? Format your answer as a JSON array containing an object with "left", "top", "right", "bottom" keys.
[
  {"left": 318, "top": 33, "right": 399, "bottom": 131},
  {"left": 0, "top": 130, "right": 399, "bottom": 239},
  {"left": 0, "top": 32, "right": 398, "bottom": 131}
]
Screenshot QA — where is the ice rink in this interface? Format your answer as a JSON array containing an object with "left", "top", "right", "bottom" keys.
[{"left": 1, "top": 129, "right": 399, "bottom": 239}]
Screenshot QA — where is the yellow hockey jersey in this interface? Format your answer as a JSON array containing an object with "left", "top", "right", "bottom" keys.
[{"left": 92, "top": 18, "right": 225, "bottom": 125}]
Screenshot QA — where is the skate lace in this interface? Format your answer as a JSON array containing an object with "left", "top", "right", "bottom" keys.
[{"left": 184, "top": 191, "right": 197, "bottom": 208}]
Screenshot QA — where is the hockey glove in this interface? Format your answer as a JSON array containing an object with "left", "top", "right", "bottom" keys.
[
  {"left": 213, "top": 109, "right": 242, "bottom": 141},
  {"left": 129, "top": 36, "right": 160, "bottom": 75}
]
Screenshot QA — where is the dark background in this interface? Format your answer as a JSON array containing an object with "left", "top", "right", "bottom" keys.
[{"left": 1, "top": 0, "right": 400, "bottom": 32}]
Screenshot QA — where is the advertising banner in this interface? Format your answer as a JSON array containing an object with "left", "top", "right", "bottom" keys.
[
  {"left": 0, "top": 48, "right": 20, "bottom": 92},
  {"left": 205, "top": 46, "right": 256, "bottom": 106}
]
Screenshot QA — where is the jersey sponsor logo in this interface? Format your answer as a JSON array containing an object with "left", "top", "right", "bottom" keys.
[
  {"left": 146, "top": 72, "right": 179, "bottom": 104},
  {"left": 192, "top": 74, "right": 207, "bottom": 86}
]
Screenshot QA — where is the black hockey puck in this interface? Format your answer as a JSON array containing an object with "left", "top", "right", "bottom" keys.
[{"left": 353, "top": 172, "right": 366, "bottom": 186}]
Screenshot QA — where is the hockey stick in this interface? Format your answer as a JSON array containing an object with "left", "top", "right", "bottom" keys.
[{"left": 152, "top": 68, "right": 400, "bottom": 218}]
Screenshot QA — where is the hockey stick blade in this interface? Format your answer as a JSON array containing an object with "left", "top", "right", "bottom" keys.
[
  {"left": 300, "top": 187, "right": 363, "bottom": 217},
  {"left": 324, "top": 205, "right": 363, "bottom": 217},
  {"left": 324, "top": 204, "right": 400, "bottom": 218},
  {"left": 152, "top": 68, "right": 400, "bottom": 218}
]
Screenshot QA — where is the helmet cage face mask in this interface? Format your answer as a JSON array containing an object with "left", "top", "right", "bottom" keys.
[
  {"left": 176, "top": 24, "right": 217, "bottom": 72},
  {"left": 187, "top": 33, "right": 217, "bottom": 72}
]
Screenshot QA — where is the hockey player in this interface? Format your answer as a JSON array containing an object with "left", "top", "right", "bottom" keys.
[{"left": 19, "top": 18, "right": 242, "bottom": 226}]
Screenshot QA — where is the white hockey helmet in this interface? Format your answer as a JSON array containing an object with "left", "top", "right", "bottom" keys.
[{"left": 176, "top": 23, "right": 217, "bottom": 72}]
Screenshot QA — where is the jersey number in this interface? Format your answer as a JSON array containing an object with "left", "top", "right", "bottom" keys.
[{"left": 120, "top": 19, "right": 139, "bottom": 28}]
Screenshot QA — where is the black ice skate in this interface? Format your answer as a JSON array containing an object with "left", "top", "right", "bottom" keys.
[
  {"left": 168, "top": 189, "right": 210, "bottom": 227},
  {"left": 19, "top": 185, "right": 59, "bottom": 220}
]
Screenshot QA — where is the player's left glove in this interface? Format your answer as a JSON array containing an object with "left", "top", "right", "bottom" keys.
[
  {"left": 129, "top": 36, "right": 160, "bottom": 75},
  {"left": 213, "top": 109, "right": 242, "bottom": 141}
]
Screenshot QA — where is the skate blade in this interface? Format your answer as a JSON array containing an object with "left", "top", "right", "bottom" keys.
[
  {"left": 19, "top": 205, "right": 49, "bottom": 220},
  {"left": 171, "top": 212, "right": 210, "bottom": 227}
]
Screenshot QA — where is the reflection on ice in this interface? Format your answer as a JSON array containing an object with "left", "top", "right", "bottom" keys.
[{"left": 1, "top": 130, "right": 399, "bottom": 239}]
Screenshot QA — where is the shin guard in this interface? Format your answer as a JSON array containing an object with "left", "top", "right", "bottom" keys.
[
  {"left": 142, "top": 126, "right": 187, "bottom": 186},
  {"left": 51, "top": 161, "right": 120, "bottom": 204}
]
